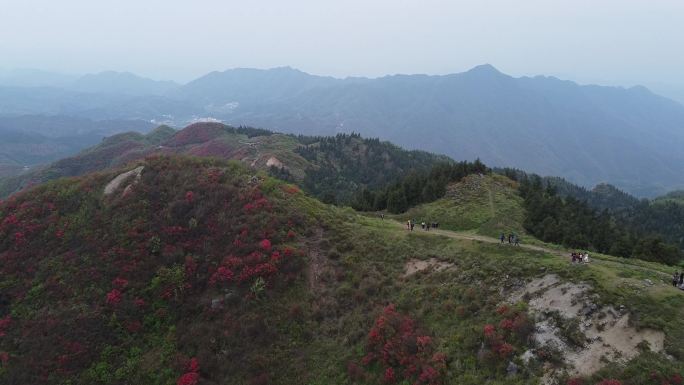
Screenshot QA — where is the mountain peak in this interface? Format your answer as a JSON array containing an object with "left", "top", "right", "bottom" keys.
[{"left": 465, "top": 64, "right": 503, "bottom": 76}]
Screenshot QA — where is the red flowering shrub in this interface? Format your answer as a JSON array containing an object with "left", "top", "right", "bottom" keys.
[
  {"left": 499, "top": 318, "right": 514, "bottom": 330},
  {"left": 672, "top": 374, "right": 683, "bottom": 385},
  {"left": 384, "top": 367, "right": 396, "bottom": 383},
  {"left": 497, "top": 343, "right": 514, "bottom": 358},
  {"left": 187, "top": 357, "right": 200, "bottom": 373},
  {"left": 260, "top": 239, "right": 272, "bottom": 251},
  {"left": 0, "top": 156, "right": 309, "bottom": 383},
  {"left": 480, "top": 306, "right": 532, "bottom": 366},
  {"left": 177, "top": 372, "right": 199, "bottom": 385},
  {"left": 105, "top": 289, "right": 122, "bottom": 305},
  {"left": 176, "top": 356, "right": 200, "bottom": 385},
  {"left": 209, "top": 266, "right": 234, "bottom": 285},
  {"left": 567, "top": 378, "right": 583, "bottom": 385},
  {"left": 361, "top": 304, "right": 446, "bottom": 384}
]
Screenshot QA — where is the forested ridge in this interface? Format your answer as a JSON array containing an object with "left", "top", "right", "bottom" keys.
[{"left": 498, "top": 168, "right": 684, "bottom": 257}]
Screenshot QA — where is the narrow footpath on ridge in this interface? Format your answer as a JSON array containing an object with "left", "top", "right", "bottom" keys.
[{"left": 393, "top": 220, "right": 672, "bottom": 279}]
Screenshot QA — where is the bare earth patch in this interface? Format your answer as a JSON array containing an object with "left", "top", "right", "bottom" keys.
[
  {"left": 403, "top": 258, "right": 455, "bottom": 277},
  {"left": 266, "top": 156, "right": 284, "bottom": 169},
  {"left": 511, "top": 274, "right": 665, "bottom": 377}
]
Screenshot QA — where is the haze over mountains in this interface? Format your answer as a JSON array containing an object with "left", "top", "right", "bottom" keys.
[{"left": 2, "top": 65, "right": 684, "bottom": 196}]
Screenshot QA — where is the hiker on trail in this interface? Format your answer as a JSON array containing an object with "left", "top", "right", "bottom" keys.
[
  {"left": 500, "top": 233, "right": 505, "bottom": 244},
  {"left": 407, "top": 220, "right": 411, "bottom": 231},
  {"left": 410, "top": 221, "right": 415, "bottom": 231},
  {"left": 583, "top": 253, "right": 590, "bottom": 264},
  {"left": 514, "top": 235, "right": 520, "bottom": 246},
  {"left": 426, "top": 222, "right": 430, "bottom": 231},
  {"left": 508, "top": 233, "right": 513, "bottom": 244},
  {"left": 679, "top": 272, "right": 683, "bottom": 286},
  {"left": 673, "top": 272, "right": 679, "bottom": 287},
  {"left": 572, "top": 252, "right": 582, "bottom": 263},
  {"left": 381, "top": 213, "right": 384, "bottom": 220},
  {"left": 421, "top": 222, "right": 425, "bottom": 230}
]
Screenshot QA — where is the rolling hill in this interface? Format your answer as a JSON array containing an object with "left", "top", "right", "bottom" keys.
[
  {"left": 1, "top": 155, "right": 683, "bottom": 384},
  {"left": 0, "top": 123, "right": 449, "bottom": 203}
]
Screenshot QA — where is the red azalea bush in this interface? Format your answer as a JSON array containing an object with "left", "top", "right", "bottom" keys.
[
  {"left": 177, "top": 356, "right": 201, "bottom": 384},
  {"left": 480, "top": 305, "right": 532, "bottom": 365},
  {"left": 177, "top": 372, "right": 199, "bottom": 385},
  {"left": 360, "top": 304, "right": 447, "bottom": 384},
  {"left": 105, "top": 289, "right": 122, "bottom": 305},
  {"left": 0, "top": 156, "right": 308, "bottom": 384}
]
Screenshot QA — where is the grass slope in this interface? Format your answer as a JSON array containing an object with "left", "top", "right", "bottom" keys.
[
  {"left": 0, "top": 157, "right": 683, "bottom": 385},
  {"left": 399, "top": 174, "right": 525, "bottom": 238}
]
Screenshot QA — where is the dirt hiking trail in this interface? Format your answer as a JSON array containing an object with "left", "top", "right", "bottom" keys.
[{"left": 395, "top": 220, "right": 671, "bottom": 278}]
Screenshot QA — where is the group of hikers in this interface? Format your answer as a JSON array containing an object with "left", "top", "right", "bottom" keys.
[
  {"left": 571, "top": 251, "right": 590, "bottom": 264},
  {"left": 500, "top": 233, "right": 520, "bottom": 246},
  {"left": 672, "top": 272, "right": 684, "bottom": 288},
  {"left": 405, "top": 219, "right": 439, "bottom": 231}
]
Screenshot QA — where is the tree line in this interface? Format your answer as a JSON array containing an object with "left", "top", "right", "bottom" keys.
[
  {"left": 518, "top": 174, "right": 683, "bottom": 265},
  {"left": 351, "top": 160, "right": 488, "bottom": 213}
]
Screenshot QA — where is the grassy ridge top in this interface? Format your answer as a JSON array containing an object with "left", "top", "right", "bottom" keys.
[{"left": 399, "top": 174, "right": 525, "bottom": 238}]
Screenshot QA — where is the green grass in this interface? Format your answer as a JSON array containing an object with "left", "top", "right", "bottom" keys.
[
  {"left": 3, "top": 158, "right": 684, "bottom": 384},
  {"left": 303, "top": 208, "right": 684, "bottom": 384},
  {"left": 397, "top": 174, "right": 526, "bottom": 238}
]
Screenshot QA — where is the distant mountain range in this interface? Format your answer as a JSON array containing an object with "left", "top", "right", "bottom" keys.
[
  {"left": 1, "top": 65, "right": 684, "bottom": 196},
  {"left": 0, "top": 115, "right": 154, "bottom": 175}
]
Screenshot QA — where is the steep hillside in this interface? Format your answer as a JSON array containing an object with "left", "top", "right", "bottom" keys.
[
  {"left": 1, "top": 156, "right": 683, "bottom": 385},
  {"left": 0, "top": 124, "right": 447, "bottom": 204}
]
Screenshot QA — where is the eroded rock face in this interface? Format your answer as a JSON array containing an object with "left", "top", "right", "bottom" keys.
[
  {"left": 104, "top": 166, "right": 144, "bottom": 196},
  {"left": 510, "top": 274, "right": 665, "bottom": 376}
]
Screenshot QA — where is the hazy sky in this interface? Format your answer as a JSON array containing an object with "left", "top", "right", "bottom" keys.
[{"left": 1, "top": 0, "right": 683, "bottom": 87}]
